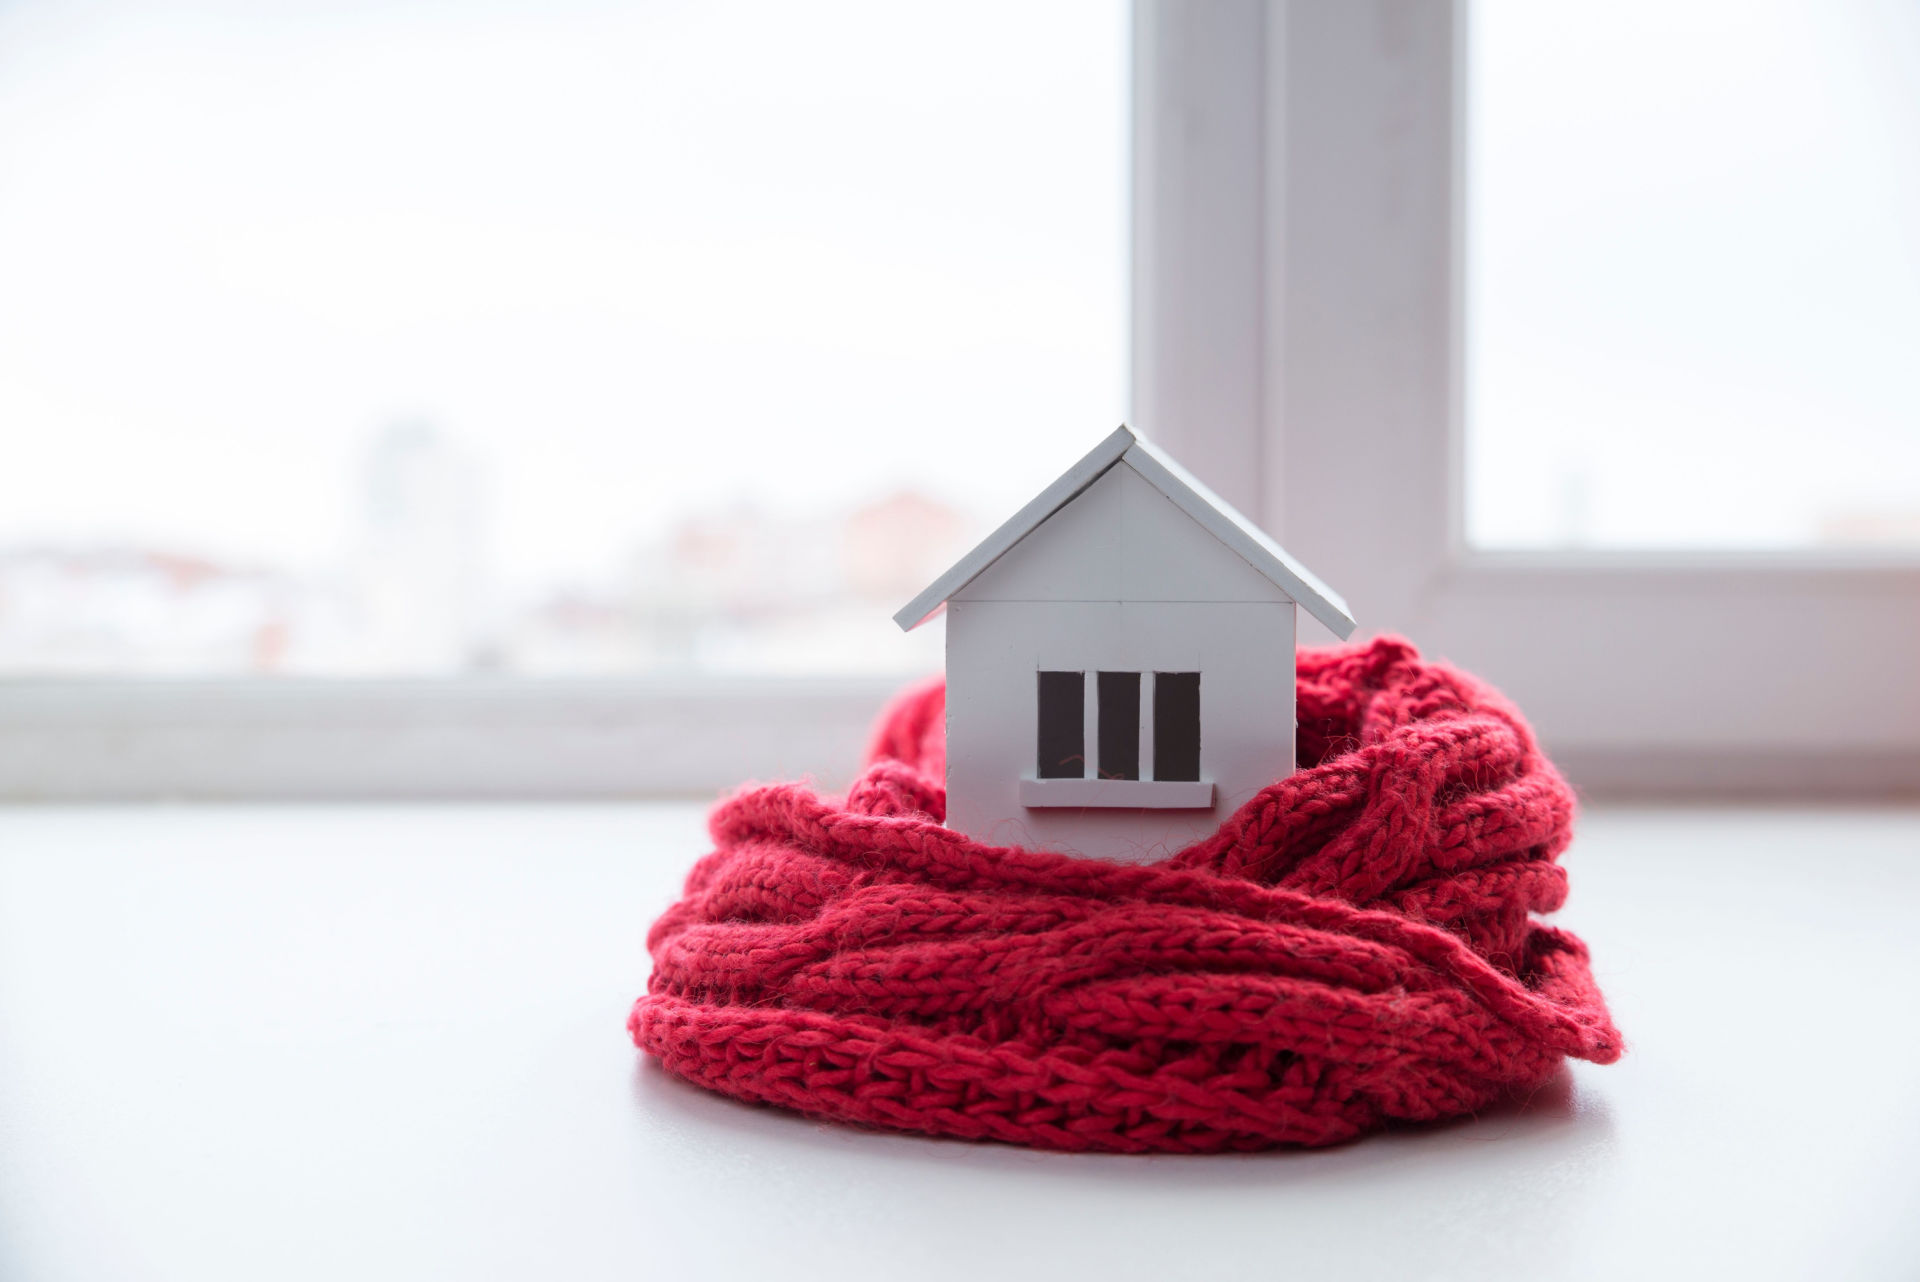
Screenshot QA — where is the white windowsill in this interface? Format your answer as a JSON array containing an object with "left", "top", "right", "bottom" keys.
[
  {"left": 1019, "top": 777, "right": 1214, "bottom": 809},
  {"left": 0, "top": 675, "right": 904, "bottom": 800},
  {"left": 3, "top": 677, "right": 1916, "bottom": 802}
]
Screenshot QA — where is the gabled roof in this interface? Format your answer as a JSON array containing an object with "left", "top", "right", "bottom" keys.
[{"left": 894, "top": 424, "right": 1356, "bottom": 638}]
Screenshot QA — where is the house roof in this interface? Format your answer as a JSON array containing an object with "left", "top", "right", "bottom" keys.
[{"left": 894, "top": 425, "right": 1356, "bottom": 638}]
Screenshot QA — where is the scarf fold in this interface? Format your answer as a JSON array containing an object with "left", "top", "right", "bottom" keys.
[{"left": 630, "top": 636, "right": 1620, "bottom": 1153}]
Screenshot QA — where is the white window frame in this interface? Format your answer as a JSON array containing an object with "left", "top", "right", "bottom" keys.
[
  {"left": 1133, "top": 0, "right": 1920, "bottom": 798},
  {"left": 3, "top": 0, "right": 1914, "bottom": 801}
]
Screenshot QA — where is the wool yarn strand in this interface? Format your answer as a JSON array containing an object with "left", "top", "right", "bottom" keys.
[{"left": 630, "top": 636, "right": 1621, "bottom": 1152}]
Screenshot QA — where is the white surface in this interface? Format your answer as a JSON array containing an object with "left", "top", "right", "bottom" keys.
[
  {"left": 946, "top": 600, "right": 1293, "bottom": 862},
  {"left": 3, "top": 803, "right": 1918, "bottom": 1281},
  {"left": 1131, "top": 0, "right": 1920, "bottom": 776}
]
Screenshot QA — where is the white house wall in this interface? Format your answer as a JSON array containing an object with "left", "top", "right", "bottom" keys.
[
  {"left": 951, "top": 460, "right": 1294, "bottom": 607},
  {"left": 945, "top": 599, "right": 1296, "bottom": 863}
]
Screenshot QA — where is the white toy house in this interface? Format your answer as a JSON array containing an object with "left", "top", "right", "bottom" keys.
[{"left": 895, "top": 425, "right": 1355, "bottom": 863}]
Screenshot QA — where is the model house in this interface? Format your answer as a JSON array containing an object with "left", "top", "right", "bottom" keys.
[{"left": 895, "top": 425, "right": 1355, "bottom": 863}]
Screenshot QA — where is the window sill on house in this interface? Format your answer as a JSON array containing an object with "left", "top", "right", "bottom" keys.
[{"left": 1019, "top": 778, "right": 1214, "bottom": 809}]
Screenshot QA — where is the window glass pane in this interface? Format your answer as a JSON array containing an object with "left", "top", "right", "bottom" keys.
[
  {"left": 0, "top": 0, "right": 1128, "bottom": 674},
  {"left": 1467, "top": 1, "right": 1920, "bottom": 550},
  {"left": 1151, "top": 671, "right": 1199, "bottom": 782},
  {"left": 1095, "top": 670, "right": 1139, "bottom": 781},
  {"left": 1036, "top": 671, "right": 1086, "bottom": 780}
]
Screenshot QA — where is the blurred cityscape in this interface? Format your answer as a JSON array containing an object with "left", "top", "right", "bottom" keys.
[
  {"left": 0, "top": 425, "right": 965, "bottom": 677},
  {"left": 5, "top": 418, "right": 1916, "bottom": 678}
]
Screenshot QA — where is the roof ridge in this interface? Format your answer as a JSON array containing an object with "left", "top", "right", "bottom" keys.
[{"left": 893, "top": 425, "right": 1354, "bottom": 639}]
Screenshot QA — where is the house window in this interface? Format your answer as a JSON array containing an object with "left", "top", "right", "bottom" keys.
[
  {"left": 1153, "top": 671, "right": 1201, "bottom": 782},
  {"left": 1036, "top": 671, "right": 1085, "bottom": 779},
  {"left": 1096, "top": 672, "right": 1141, "bottom": 780},
  {"left": 1038, "top": 669, "right": 1201, "bottom": 783}
]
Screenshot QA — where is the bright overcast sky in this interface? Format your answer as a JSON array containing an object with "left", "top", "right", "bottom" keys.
[
  {"left": 5, "top": 0, "right": 1914, "bottom": 579},
  {"left": 0, "top": 0, "right": 1130, "bottom": 588},
  {"left": 1470, "top": 0, "right": 1920, "bottom": 548}
]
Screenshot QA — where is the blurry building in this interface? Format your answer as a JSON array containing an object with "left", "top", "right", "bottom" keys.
[
  {"left": 348, "top": 422, "right": 489, "bottom": 674},
  {"left": 0, "top": 546, "right": 307, "bottom": 674}
]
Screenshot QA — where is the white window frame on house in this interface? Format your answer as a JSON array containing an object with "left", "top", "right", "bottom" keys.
[{"left": 2, "top": 0, "right": 1914, "bottom": 802}]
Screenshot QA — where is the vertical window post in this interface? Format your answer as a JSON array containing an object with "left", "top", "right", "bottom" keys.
[{"left": 1096, "top": 671, "right": 1141, "bottom": 780}]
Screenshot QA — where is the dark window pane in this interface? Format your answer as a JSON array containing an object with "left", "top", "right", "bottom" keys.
[
  {"left": 1153, "top": 671, "right": 1201, "bottom": 781},
  {"left": 1037, "top": 671, "right": 1085, "bottom": 778},
  {"left": 1097, "top": 671, "right": 1141, "bottom": 780}
]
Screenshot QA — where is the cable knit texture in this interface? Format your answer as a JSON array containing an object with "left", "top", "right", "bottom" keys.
[{"left": 630, "top": 637, "right": 1620, "bottom": 1152}]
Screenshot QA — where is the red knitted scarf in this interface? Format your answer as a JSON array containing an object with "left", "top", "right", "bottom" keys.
[{"left": 630, "top": 637, "right": 1621, "bottom": 1153}]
